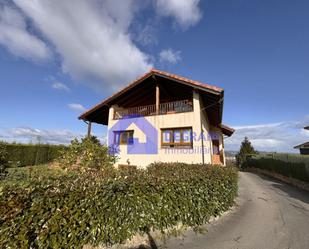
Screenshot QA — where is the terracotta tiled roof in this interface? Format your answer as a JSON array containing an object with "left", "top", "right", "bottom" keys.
[
  {"left": 79, "top": 68, "right": 223, "bottom": 120},
  {"left": 150, "top": 69, "right": 223, "bottom": 93},
  {"left": 79, "top": 70, "right": 152, "bottom": 120}
]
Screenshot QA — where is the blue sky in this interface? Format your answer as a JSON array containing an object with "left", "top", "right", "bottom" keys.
[{"left": 0, "top": 0, "right": 309, "bottom": 152}]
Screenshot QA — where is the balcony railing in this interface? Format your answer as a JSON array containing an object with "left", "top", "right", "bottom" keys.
[{"left": 113, "top": 99, "right": 193, "bottom": 120}]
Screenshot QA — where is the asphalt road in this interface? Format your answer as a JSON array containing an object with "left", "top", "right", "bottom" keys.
[{"left": 157, "top": 172, "right": 309, "bottom": 249}]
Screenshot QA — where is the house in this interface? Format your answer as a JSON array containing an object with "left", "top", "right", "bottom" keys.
[
  {"left": 79, "top": 69, "right": 234, "bottom": 167},
  {"left": 294, "top": 126, "right": 309, "bottom": 155}
]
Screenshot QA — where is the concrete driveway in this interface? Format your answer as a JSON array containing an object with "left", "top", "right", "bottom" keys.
[{"left": 157, "top": 172, "right": 309, "bottom": 249}]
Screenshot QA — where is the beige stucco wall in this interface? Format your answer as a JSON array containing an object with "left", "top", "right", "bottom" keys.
[
  {"left": 199, "top": 97, "right": 213, "bottom": 165},
  {"left": 107, "top": 91, "right": 222, "bottom": 168}
]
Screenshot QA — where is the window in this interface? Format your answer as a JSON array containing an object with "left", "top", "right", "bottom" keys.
[
  {"left": 161, "top": 127, "right": 192, "bottom": 147},
  {"left": 114, "top": 130, "right": 134, "bottom": 145}
]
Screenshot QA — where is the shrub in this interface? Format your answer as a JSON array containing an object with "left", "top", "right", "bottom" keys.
[
  {"left": 0, "top": 163, "right": 238, "bottom": 248},
  {"left": 58, "top": 137, "right": 116, "bottom": 171}
]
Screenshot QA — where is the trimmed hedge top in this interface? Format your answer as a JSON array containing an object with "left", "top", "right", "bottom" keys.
[
  {"left": 243, "top": 155, "right": 309, "bottom": 183},
  {"left": 1, "top": 142, "right": 66, "bottom": 167},
  {"left": 0, "top": 163, "right": 238, "bottom": 248}
]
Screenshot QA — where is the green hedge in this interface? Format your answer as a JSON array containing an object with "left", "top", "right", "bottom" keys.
[
  {"left": 2, "top": 143, "right": 66, "bottom": 167},
  {"left": 0, "top": 163, "right": 238, "bottom": 248},
  {"left": 243, "top": 157, "right": 309, "bottom": 183},
  {"left": 258, "top": 153, "right": 309, "bottom": 165}
]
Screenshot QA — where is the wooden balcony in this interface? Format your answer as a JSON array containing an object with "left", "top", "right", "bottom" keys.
[{"left": 113, "top": 99, "right": 193, "bottom": 120}]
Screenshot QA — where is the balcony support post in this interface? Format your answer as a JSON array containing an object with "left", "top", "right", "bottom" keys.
[
  {"left": 87, "top": 122, "right": 92, "bottom": 138},
  {"left": 156, "top": 83, "right": 160, "bottom": 114}
]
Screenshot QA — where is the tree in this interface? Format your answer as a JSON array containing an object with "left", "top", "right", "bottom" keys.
[{"left": 236, "top": 137, "right": 257, "bottom": 168}]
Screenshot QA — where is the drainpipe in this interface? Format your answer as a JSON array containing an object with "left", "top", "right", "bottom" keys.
[
  {"left": 200, "top": 116, "right": 205, "bottom": 165},
  {"left": 195, "top": 89, "right": 205, "bottom": 165}
]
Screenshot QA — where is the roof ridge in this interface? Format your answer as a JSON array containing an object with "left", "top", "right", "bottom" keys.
[{"left": 151, "top": 68, "right": 223, "bottom": 92}]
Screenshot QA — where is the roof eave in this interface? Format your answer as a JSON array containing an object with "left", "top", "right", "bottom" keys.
[
  {"left": 78, "top": 69, "right": 224, "bottom": 122},
  {"left": 220, "top": 123, "right": 235, "bottom": 137},
  {"left": 78, "top": 71, "right": 154, "bottom": 121},
  {"left": 294, "top": 142, "right": 309, "bottom": 149},
  {"left": 152, "top": 72, "right": 223, "bottom": 95}
]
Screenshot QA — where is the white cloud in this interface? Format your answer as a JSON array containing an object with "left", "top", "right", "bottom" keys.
[
  {"left": 159, "top": 48, "right": 181, "bottom": 64},
  {"left": 52, "top": 82, "right": 70, "bottom": 91},
  {"left": 0, "top": 5, "right": 51, "bottom": 61},
  {"left": 301, "top": 129, "right": 309, "bottom": 137},
  {"left": 0, "top": 0, "right": 203, "bottom": 91},
  {"left": 155, "top": 0, "right": 202, "bottom": 29},
  {"left": 0, "top": 127, "right": 84, "bottom": 144},
  {"left": 225, "top": 116, "right": 309, "bottom": 152},
  {"left": 68, "top": 103, "right": 86, "bottom": 112},
  {"left": 12, "top": 0, "right": 152, "bottom": 91},
  {"left": 135, "top": 24, "right": 158, "bottom": 46}
]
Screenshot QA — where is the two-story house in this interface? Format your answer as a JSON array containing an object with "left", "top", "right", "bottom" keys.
[{"left": 79, "top": 69, "right": 234, "bottom": 167}]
